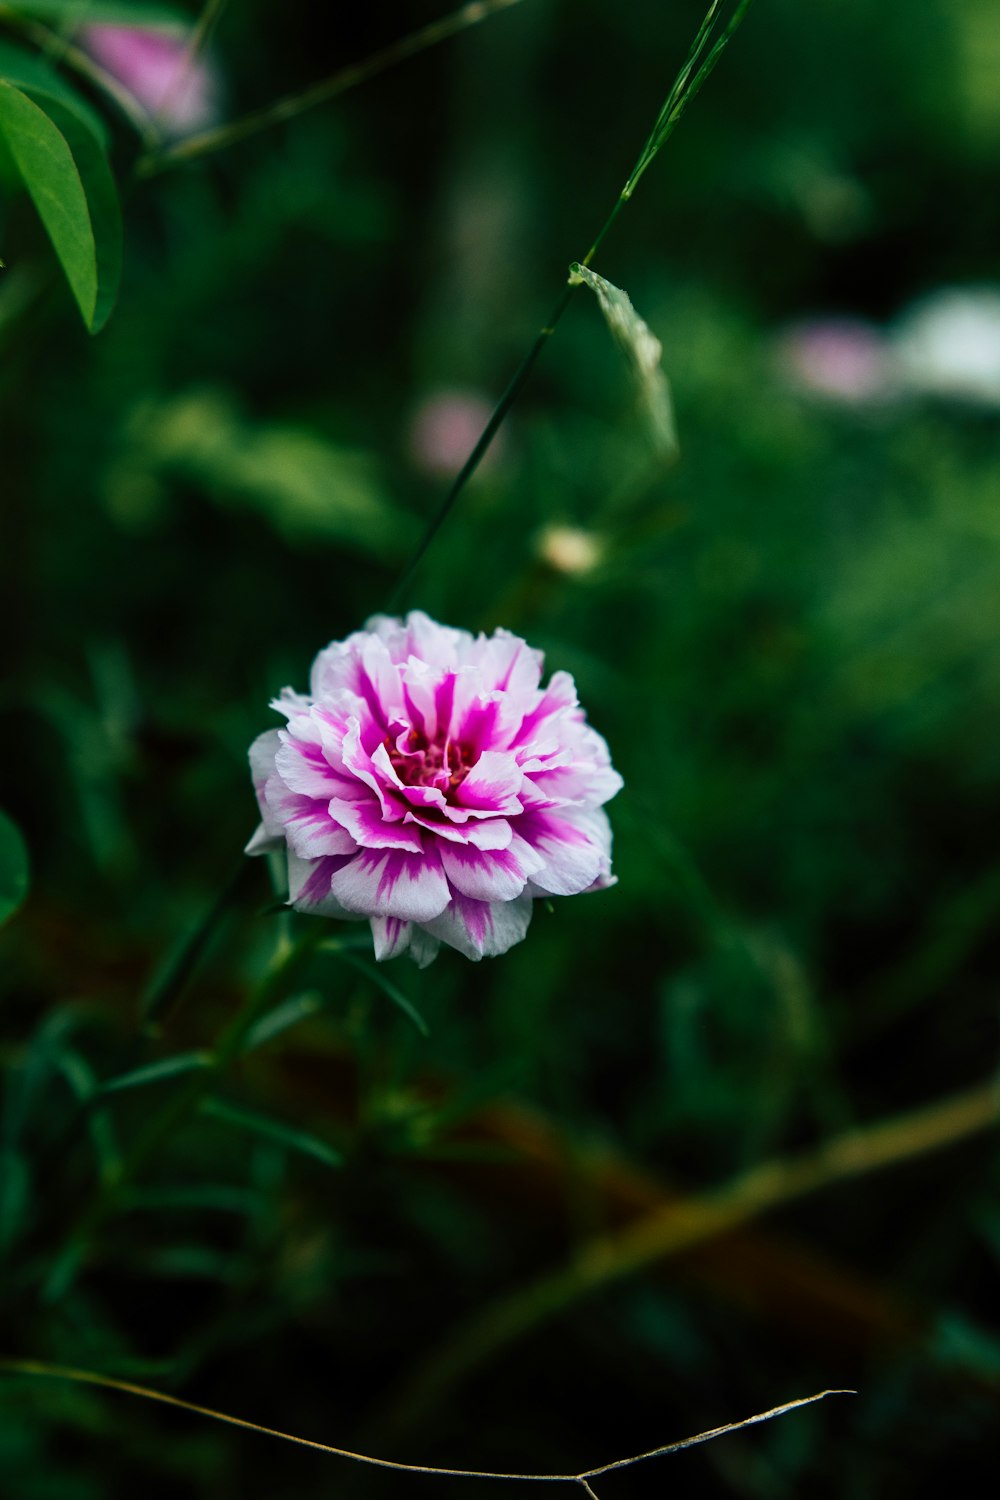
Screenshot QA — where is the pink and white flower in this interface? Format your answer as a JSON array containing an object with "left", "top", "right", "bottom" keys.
[
  {"left": 247, "top": 613, "right": 622, "bottom": 965},
  {"left": 81, "top": 25, "right": 221, "bottom": 139}
]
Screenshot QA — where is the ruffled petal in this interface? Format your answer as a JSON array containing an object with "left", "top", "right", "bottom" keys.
[
  {"left": 287, "top": 851, "right": 358, "bottom": 918},
  {"left": 329, "top": 844, "right": 451, "bottom": 922},
  {"left": 422, "top": 893, "right": 533, "bottom": 960},
  {"left": 439, "top": 842, "right": 532, "bottom": 903},
  {"left": 370, "top": 916, "right": 440, "bottom": 968},
  {"left": 516, "top": 808, "right": 610, "bottom": 896},
  {"left": 329, "top": 797, "right": 424, "bottom": 852}
]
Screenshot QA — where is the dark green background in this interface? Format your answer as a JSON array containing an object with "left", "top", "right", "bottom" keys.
[{"left": 2, "top": 1, "right": 999, "bottom": 1495}]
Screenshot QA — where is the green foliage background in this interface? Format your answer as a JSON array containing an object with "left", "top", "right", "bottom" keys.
[{"left": 2, "top": 1, "right": 999, "bottom": 1495}]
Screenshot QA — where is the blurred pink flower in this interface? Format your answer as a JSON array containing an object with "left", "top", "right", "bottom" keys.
[
  {"left": 409, "top": 389, "right": 504, "bottom": 479},
  {"left": 247, "top": 612, "right": 621, "bottom": 965},
  {"left": 82, "top": 25, "right": 221, "bottom": 138},
  {"left": 775, "top": 317, "right": 894, "bottom": 404}
]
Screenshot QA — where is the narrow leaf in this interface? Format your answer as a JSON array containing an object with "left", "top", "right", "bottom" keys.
[
  {"left": 569, "top": 262, "right": 678, "bottom": 460},
  {"left": 0, "top": 81, "right": 121, "bottom": 331},
  {"left": 241, "top": 990, "right": 326, "bottom": 1052},
  {"left": 27, "top": 88, "right": 122, "bottom": 331},
  {"left": 199, "top": 1097, "right": 343, "bottom": 1170},
  {"left": 0, "top": 808, "right": 30, "bottom": 926},
  {"left": 98, "top": 1051, "right": 213, "bottom": 1096}
]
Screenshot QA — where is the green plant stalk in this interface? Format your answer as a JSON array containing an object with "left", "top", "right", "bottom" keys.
[
  {"left": 42, "top": 923, "right": 325, "bottom": 1301},
  {"left": 390, "top": 0, "right": 757, "bottom": 606}
]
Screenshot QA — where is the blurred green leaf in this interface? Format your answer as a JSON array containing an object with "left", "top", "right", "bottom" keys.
[
  {"left": 54, "top": 1047, "right": 121, "bottom": 1182},
  {"left": 98, "top": 1051, "right": 213, "bottom": 1095},
  {"left": 0, "top": 808, "right": 29, "bottom": 927},
  {"left": 112, "top": 388, "right": 415, "bottom": 554},
  {"left": 199, "top": 1097, "right": 344, "bottom": 1170},
  {"left": 0, "top": 81, "right": 121, "bottom": 330},
  {"left": 241, "top": 989, "right": 326, "bottom": 1052},
  {"left": 569, "top": 261, "right": 678, "bottom": 459}
]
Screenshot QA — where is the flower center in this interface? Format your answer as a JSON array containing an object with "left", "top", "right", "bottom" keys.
[{"left": 385, "top": 728, "right": 475, "bottom": 793}]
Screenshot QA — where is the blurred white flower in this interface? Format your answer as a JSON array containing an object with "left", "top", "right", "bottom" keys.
[
  {"left": 775, "top": 317, "right": 895, "bottom": 404},
  {"left": 892, "top": 287, "right": 1000, "bottom": 408},
  {"left": 82, "top": 25, "right": 221, "bottom": 139},
  {"left": 409, "top": 389, "right": 504, "bottom": 479},
  {"left": 537, "top": 524, "right": 602, "bottom": 577}
]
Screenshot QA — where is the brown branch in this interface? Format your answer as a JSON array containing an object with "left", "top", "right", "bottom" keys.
[
  {"left": 0, "top": 1360, "right": 847, "bottom": 1485},
  {"left": 381, "top": 1078, "right": 999, "bottom": 1434}
]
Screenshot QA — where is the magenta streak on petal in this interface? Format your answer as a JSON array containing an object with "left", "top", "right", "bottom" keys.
[
  {"left": 329, "top": 797, "right": 424, "bottom": 851},
  {"left": 517, "top": 810, "right": 603, "bottom": 895},
  {"left": 456, "top": 694, "right": 502, "bottom": 754},
  {"left": 451, "top": 751, "right": 523, "bottom": 814},
  {"left": 329, "top": 846, "right": 451, "bottom": 922},
  {"left": 439, "top": 842, "right": 528, "bottom": 902},
  {"left": 295, "top": 855, "right": 351, "bottom": 908}
]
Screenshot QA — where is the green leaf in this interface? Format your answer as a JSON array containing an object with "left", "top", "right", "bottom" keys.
[
  {"left": 25, "top": 87, "right": 121, "bottom": 330},
  {"left": 0, "top": 808, "right": 30, "bottom": 927},
  {"left": 324, "top": 945, "right": 430, "bottom": 1037},
  {"left": 569, "top": 262, "right": 678, "bottom": 461},
  {"left": 199, "top": 1097, "right": 344, "bottom": 1170},
  {"left": 0, "top": 81, "right": 121, "bottom": 331},
  {"left": 98, "top": 1051, "right": 213, "bottom": 1095}
]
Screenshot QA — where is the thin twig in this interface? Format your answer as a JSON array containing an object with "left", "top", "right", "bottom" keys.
[
  {"left": 389, "top": 0, "right": 756, "bottom": 606},
  {"left": 136, "top": 0, "right": 526, "bottom": 176},
  {"left": 0, "top": 1361, "right": 847, "bottom": 1484},
  {"left": 154, "top": 0, "right": 229, "bottom": 127},
  {"left": 382, "top": 1077, "right": 999, "bottom": 1433}
]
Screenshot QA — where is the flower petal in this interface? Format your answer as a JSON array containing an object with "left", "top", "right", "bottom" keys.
[
  {"left": 516, "top": 808, "right": 610, "bottom": 896},
  {"left": 423, "top": 893, "right": 533, "bottom": 960},
  {"left": 329, "top": 797, "right": 424, "bottom": 852},
  {"left": 329, "top": 845, "right": 451, "bottom": 922},
  {"left": 452, "top": 750, "right": 523, "bottom": 815},
  {"left": 370, "top": 916, "right": 440, "bottom": 968},
  {"left": 438, "top": 845, "right": 522, "bottom": 902},
  {"left": 287, "top": 852, "right": 358, "bottom": 918}
]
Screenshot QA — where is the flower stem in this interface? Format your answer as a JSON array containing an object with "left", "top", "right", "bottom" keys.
[{"left": 390, "top": 0, "right": 757, "bottom": 606}]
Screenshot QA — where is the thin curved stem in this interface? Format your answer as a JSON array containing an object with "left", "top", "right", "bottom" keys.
[
  {"left": 0, "top": 1362, "right": 847, "bottom": 1485},
  {"left": 390, "top": 0, "right": 757, "bottom": 605}
]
